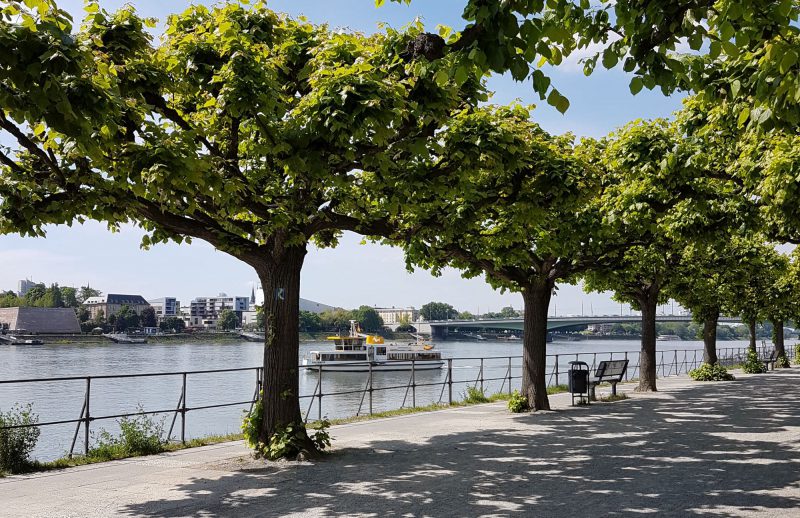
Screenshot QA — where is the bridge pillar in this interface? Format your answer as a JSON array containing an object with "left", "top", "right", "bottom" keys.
[{"left": 431, "top": 326, "right": 448, "bottom": 340}]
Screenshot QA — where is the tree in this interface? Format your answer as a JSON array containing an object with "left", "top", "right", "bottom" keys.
[
  {"left": 499, "top": 306, "right": 518, "bottom": 318},
  {"left": 299, "top": 311, "right": 322, "bottom": 332},
  {"left": 391, "top": 105, "right": 612, "bottom": 410},
  {"left": 140, "top": 306, "right": 157, "bottom": 328},
  {"left": 114, "top": 305, "right": 139, "bottom": 332},
  {"left": 420, "top": 302, "right": 458, "bottom": 321},
  {"left": 159, "top": 316, "right": 185, "bottom": 333},
  {"left": 60, "top": 286, "right": 78, "bottom": 308},
  {"left": 320, "top": 309, "right": 355, "bottom": 332},
  {"left": 0, "top": 1, "right": 487, "bottom": 455},
  {"left": 78, "top": 286, "right": 102, "bottom": 304},
  {"left": 457, "top": 311, "right": 474, "bottom": 320},
  {"left": 217, "top": 309, "right": 239, "bottom": 331},
  {"left": 353, "top": 306, "right": 384, "bottom": 333},
  {"left": 389, "top": 1, "right": 799, "bottom": 128},
  {"left": 23, "top": 284, "right": 46, "bottom": 306},
  {"left": 584, "top": 118, "right": 742, "bottom": 391},
  {"left": 0, "top": 291, "right": 20, "bottom": 308}
]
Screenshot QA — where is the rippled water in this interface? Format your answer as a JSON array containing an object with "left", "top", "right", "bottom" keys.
[{"left": 0, "top": 337, "right": 762, "bottom": 460}]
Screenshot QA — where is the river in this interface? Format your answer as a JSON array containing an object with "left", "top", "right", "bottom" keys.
[{"left": 0, "top": 337, "right": 764, "bottom": 461}]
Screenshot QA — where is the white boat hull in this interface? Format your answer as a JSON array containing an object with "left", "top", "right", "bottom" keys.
[{"left": 302, "top": 360, "right": 444, "bottom": 372}]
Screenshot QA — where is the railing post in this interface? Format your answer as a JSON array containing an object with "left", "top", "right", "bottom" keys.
[
  {"left": 479, "top": 358, "right": 484, "bottom": 394},
  {"left": 411, "top": 359, "right": 416, "bottom": 408},
  {"left": 555, "top": 354, "right": 559, "bottom": 386},
  {"left": 624, "top": 352, "right": 628, "bottom": 381},
  {"left": 448, "top": 359, "right": 453, "bottom": 405},
  {"left": 368, "top": 362, "right": 373, "bottom": 415},
  {"left": 508, "top": 356, "right": 512, "bottom": 395},
  {"left": 84, "top": 376, "right": 91, "bottom": 456},
  {"left": 181, "top": 372, "right": 187, "bottom": 444},
  {"left": 318, "top": 366, "right": 323, "bottom": 422}
]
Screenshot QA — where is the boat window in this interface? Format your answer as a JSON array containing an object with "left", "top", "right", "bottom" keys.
[
  {"left": 321, "top": 353, "right": 367, "bottom": 361},
  {"left": 376, "top": 347, "right": 386, "bottom": 355}
]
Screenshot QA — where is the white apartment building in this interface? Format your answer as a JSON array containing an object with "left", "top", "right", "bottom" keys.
[
  {"left": 373, "top": 307, "right": 419, "bottom": 325},
  {"left": 189, "top": 293, "right": 250, "bottom": 328},
  {"left": 148, "top": 297, "right": 180, "bottom": 322}
]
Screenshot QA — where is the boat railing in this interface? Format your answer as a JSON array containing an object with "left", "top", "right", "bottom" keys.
[{"left": 0, "top": 344, "right": 786, "bottom": 459}]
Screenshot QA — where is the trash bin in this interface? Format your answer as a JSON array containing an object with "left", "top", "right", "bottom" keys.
[{"left": 568, "top": 361, "right": 590, "bottom": 406}]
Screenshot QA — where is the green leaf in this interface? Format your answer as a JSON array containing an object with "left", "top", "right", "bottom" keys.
[
  {"left": 434, "top": 69, "right": 449, "bottom": 87},
  {"left": 629, "top": 77, "right": 643, "bottom": 95},
  {"left": 203, "top": 97, "right": 217, "bottom": 108},
  {"left": 779, "top": 51, "right": 797, "bottom": 74},
  {"left": 730, "top": 79, "right": 741, "bottom": 98},
  {"left": 737, "top": 107, "right": 750, "bottom": 127},
  {"left": 602, "top": 49, "right": 618, "bottom": 69},
  {"left": 375, "top": 0, "right": 386, "bottom": 6}
]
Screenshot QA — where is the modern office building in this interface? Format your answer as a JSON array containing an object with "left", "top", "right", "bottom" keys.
[
  {"left": 189, "top": 294, "right": 250, "bottom": 328},
  {"left": 16, "top": 279, "right": 37, "bottom": 297},
  {"left": 83, "top": 294, "right": 150, "bottom": 320},
  {"left": 148, "top": 297, "right": 180, "bottom": 322}
]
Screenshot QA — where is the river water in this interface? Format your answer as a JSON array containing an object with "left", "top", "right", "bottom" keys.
[{"left": 0, "top": 337, "right": 764, "bottom": 461}]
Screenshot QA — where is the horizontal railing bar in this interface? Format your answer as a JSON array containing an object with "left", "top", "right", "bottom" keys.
[{"left": 0, "top": 366, "right": 261, "bottom": 385}]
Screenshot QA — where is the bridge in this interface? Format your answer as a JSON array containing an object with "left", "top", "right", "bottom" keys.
[{"left": 412, "top": 315, "right": 743, "bottom": 338}]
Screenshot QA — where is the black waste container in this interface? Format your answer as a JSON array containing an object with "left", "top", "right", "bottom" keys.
[{"left": 568, "top": 361, "right": 590, "bottom": 406}]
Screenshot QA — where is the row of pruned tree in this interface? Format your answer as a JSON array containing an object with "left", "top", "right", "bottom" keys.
[{"left": 1, "top": 0, "right": 798, "bottom": 457}]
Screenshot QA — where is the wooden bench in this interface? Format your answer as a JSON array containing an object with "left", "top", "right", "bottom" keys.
[
  {"left": 761, "top": 350, "right": 777, "bottom": 371},
  {"left": 589, "top": 359, "right": 629, "bottom": 400}
]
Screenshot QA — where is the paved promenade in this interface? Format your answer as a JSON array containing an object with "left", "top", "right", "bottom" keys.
[{"left": 2, "top": 368, "right": 800, "bottom": 517}]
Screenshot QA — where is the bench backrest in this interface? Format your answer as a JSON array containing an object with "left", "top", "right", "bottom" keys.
[{"left": 595, "top": 359, "right": 629, "bottom": 381}]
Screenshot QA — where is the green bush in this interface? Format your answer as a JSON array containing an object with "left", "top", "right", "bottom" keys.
[
  {"left": 776, "top": 354, "right": 790, "bottom": 368},
  {"left": 462, "top": 386, "right": 489, "bottom": 404},
  {"left": 795, "top": 344, "right": 800, "bottom": 365},
  {"left": 0, "top": 403, "right": 40, "bottom": 474},
  {"left": 689, "top": 363, "right": 736, "bottom": 381},
  {"left": 242, "top": 396, "right": 331, "bottom": 460},
  {"left": 742, "top": 349, "right": 767, "bottom": 374},
  {"left": 91, "top": 406, "right": 166, "bottom": 460},
  {"left": 507, "top": 390, "right": 530, "bottom": 413}
]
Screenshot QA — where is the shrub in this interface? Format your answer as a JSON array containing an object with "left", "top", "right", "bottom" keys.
[
  {"left": 776, "top": 354, "right": 790, "bottom": 368},
  {"left": 242, "top": 397, "right": 331, "bottom": 460},
  {"left": 598, "top": 393, "right": 629, "bottom": 402},
  {"left": 742, "top": 349, "right": 767, "bottom": 374},
  {"left": 795, "top": 344, "right": 800, "bottom": 365},
  {"left": 689, "top": 363, "right": 736, "bottom": 381},
  {"left": 91, "top": 406, "right": 166, "bottom": 460},
  {"left": 0, "top": 403, "right": 40, "bottom": 473},
  {"left": 462, "top": 386, "right": 489, "bottom": 404},
  {"left": 507, "top": 390, "right": 529, "bottom": 413}
]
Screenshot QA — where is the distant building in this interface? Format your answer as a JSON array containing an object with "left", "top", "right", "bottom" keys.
[
  {"left": 189, "top": 293, "right": 249, "bottom": 329},
  {"left": 148, "top": 297, "right": 180, "bottom": 322},
  {"left": 252, "top": 283, "right": 334, "bottom": 314},
  {"left": 17, "top": 279, "right": 37, "bottom": 297},
  {"left": 374, "top": 307, "right": 419, "bottom": 326},
  {"left": 587, "top": 323, "right": 615, "bottom": 335},
  {"left": 241, "top": 310, "right": 259, "bottom": 327},
  {"left": 84, "top": 294, "right": 150, "bottom": 320},
  {"left": 0, "top": 307, "right": 81, "bottom": 334}
]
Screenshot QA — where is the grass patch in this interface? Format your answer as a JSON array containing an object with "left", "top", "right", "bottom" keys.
[
  {"left": 597, "top": 393, "right": 629, "bottom": 402},
  {"left": 547, "top": 384, "right": 568, "bottom": 394}
]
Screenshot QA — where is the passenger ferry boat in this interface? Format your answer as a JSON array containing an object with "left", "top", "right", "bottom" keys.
[{"left": 302, "top": 321, "right": 444, "bottom": 372}]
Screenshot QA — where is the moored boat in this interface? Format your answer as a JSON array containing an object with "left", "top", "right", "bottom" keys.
[{"left": 303, "top": 321, "right": 444, "bottom": 372}]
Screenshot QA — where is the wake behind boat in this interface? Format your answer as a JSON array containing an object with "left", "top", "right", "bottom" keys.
[{"left": 302, "top": 321, "right": 444, "bottom": 372}]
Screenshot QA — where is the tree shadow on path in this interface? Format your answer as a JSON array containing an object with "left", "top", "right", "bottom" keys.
[{"left": 119, "top": 370, "right": 800, "bottom": 517}]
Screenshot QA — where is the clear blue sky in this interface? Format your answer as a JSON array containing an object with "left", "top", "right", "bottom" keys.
[{"left": 0, "top": 0, "right": 684, "bottom": 315}]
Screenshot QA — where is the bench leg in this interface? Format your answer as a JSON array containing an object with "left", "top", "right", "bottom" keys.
[
  {"left": 589, "top": 385, "right": 596, "bottom": 402},
  {"left": 611, "top": 382, "right": 617, "bottom": 396}
]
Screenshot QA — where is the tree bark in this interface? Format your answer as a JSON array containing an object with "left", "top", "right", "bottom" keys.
[
  {"left": 773, "top": 319, "right": 786, "bottom": 365},
  {"left": 702, "top": 313, "right": 718, "bottom": 365},
  {"left": 748, "top": 318, "right": 757, "bottom": 352},
  {"left": 521, "top": 280, "right": 553, "bottom": 411},
  {"left": 255, "top": 244, "right": 316, "bottom": 453},
  {"left": 637, "top": 290, "right": 659, "bottom": 392}
]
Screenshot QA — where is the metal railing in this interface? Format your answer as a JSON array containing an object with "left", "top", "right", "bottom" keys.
[{"left": 0, "top": 344, "right": 791, "bottom": 458}]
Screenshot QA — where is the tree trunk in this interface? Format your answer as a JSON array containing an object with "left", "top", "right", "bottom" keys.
[
  {"left": 637, "top": 291, "right": 658, "bottom": 392},
  {"left": 702, "top": 313, "right": 718, "bottom": 365},
  {"left": 748, "top": 319, "right": 757, "bottom": 352},
  {"left": 255, "top": 244, "right": 316, "bottom": 454},
  {"left": 773, "top": 319, "right": 786, "bottom": 364},
  {"left": 521, "top": 281, "right": 553, "bottom": 411}
]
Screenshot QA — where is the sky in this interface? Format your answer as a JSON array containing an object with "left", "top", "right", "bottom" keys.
[{"left": 0, "top": 0, "right": 686, "bottom": 315}]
